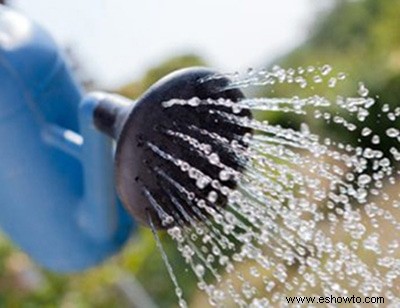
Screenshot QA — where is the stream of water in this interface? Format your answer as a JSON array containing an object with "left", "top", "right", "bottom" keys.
[{"left": 147, "top": 65, "right": 400, "bottom": 307}]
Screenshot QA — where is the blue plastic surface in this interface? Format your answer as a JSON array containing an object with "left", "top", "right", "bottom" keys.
[{"left": 0, "top": 6, "right": 134, "bottom": 272}]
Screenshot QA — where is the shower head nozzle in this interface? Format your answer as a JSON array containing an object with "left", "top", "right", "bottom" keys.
[{"left": 94, "top": 67, "right": 251, "bottom": 228}]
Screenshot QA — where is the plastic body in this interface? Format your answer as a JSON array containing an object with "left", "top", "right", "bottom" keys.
[{"left": 0, "top": 6, "right": 133, "bottom": 272}]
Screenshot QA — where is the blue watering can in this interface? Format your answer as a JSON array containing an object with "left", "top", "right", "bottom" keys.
[
  {"left": 0, "top": 5, "right": 248, "bottom": 272},
  {"left": 0, "top": 5, "right": 134, "bottom": 272}
]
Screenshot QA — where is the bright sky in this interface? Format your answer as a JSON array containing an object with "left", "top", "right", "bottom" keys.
[{"left": 13, "top": 0, "right": 324, "bottom": 88}]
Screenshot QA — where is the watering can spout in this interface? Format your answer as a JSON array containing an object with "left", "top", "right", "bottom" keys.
[
  {"left": 91, "top": 92, "right": 133, "bottom": 140},
  {"left": 87, "top": 67, "right": 249, "bottom": 229}
]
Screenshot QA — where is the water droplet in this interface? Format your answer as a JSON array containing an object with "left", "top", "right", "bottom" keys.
[
  {"left": 194, "top": 264, "right": 205, "bottom": 277},
  {"left": 361, "top": 127, "right": 372, "bottom": 137},
  {"left": 300, "top": 123, "right": 310, "bottom": 135},
  {"left": 188, "top": 97, "right": 201, "bottom": 107},
  {"left": 358, "top": 174, "right": 371, "bottom": 186},
  {"left": 320, "top": 64, "right": 332, "bottom": 76},
  {"left": 207, "top": 191, "right": 218, "bottom": 203},
  {"left": 313, "top": 75, "right": 323, "bottom": 83},
  {"left": 219, "top": 170, "right": 231, "bottom": 181},
  {"left": 371, "top": 135, "right": 380, "bottom": 144},
  {"left": 337, "top": 72, "right": 346, "bottom": 80},
  {"left": 328, "top": 77, "right": 337, "bottom": 88},
  {"left": 386, "top": 128, "right": 399, "bottom": 138},
  {"left": 162, "top": 215, "right": 174, "bottom": 226},
  {"left": 196, "top": 176, "right": 210, "bottom": 189},
  {"left": 232, "top": 104, "right": 242, "bottom": 114},
  {"left": 358, "top": 82, "right": 369, "bottom": 97},
  {"left": 208, "top": 153, "right": 220, "bottom": 165}
]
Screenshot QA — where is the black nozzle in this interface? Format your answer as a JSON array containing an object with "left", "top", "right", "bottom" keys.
[
  {"left": 94, "top": 67, "right": 251, "bottom": 229},
  {"left": 93, "top": 95, "right": 132, "bottom": 139}
]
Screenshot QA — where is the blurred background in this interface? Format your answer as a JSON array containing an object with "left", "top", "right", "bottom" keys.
[{"left": 1, "top": 0, "right": 400, "bottom": 306}]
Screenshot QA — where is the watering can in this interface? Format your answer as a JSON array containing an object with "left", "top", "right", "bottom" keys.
[
  {"left": 0, "top": 5, "right": 248, "bottom": 272},
  {"left": 0, "top": 5, "right": 133, "bottom": 272}
]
